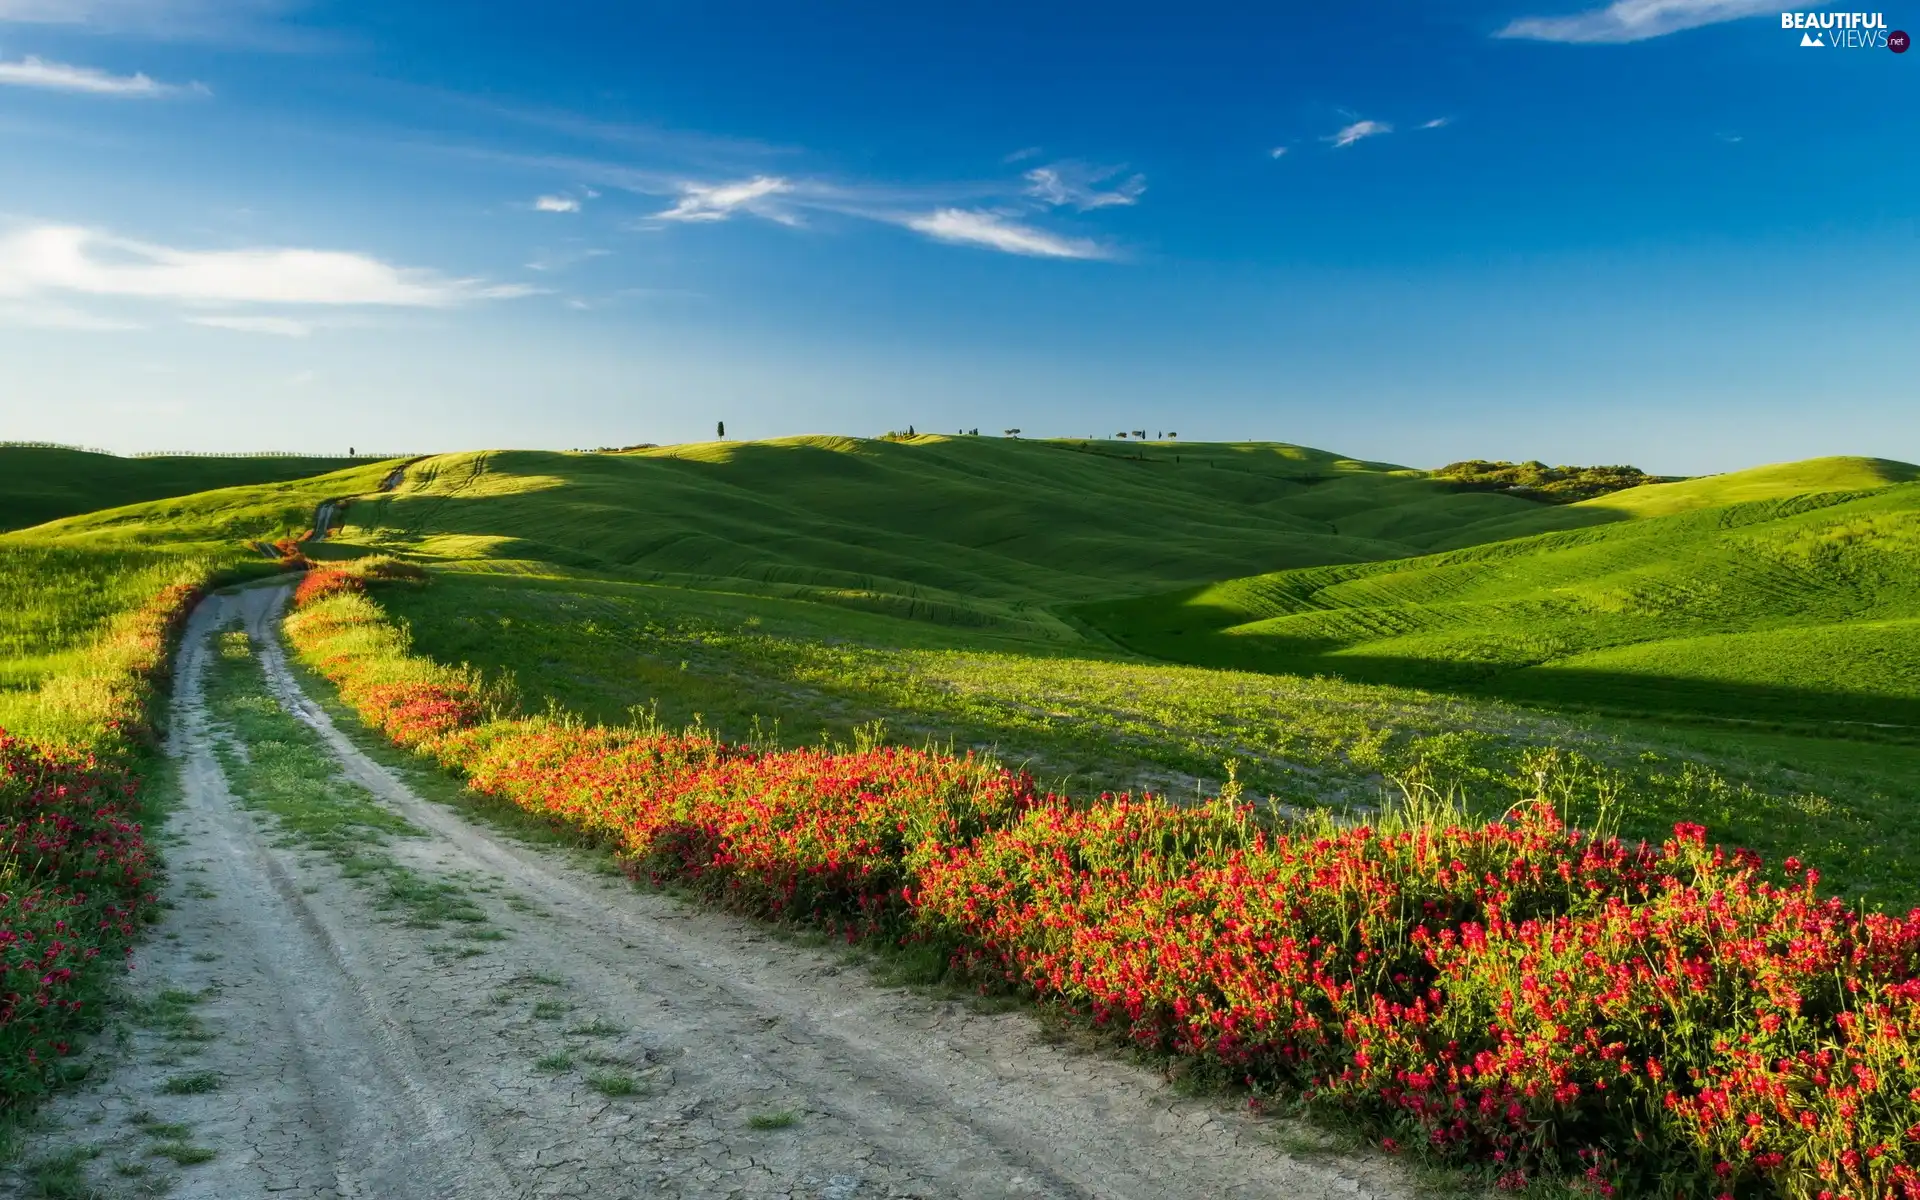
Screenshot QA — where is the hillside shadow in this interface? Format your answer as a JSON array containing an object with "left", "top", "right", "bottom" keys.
[{"left": 1075, "top": 600, "right": 1920, "bottom": 734}]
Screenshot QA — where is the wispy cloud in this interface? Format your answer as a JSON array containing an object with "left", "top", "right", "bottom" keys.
[
  {"left": 0, "top": 301, "right": 140, "bottom": 331},
  {"left": 186, "top": 314, "right": 312, "bottom": 336},
  {"left": 1023, "top": 162, "right": 1145, "bottom": 210},
  {"left": 904, "top": 210, "right": 1109, "bottom": 260},
  {"left": 0, "top": 224, "right": 534, "bottom": 307},
  {"left": 1418, "top": 117, "right": 1451, "bottom": 130},
  {"left": 1327, "top": 119, "right": 1393, "bottom": 148},
  {"left": 655, "top": 176, "right": 794, "bottom": 223},
  {"left": 0, "top": 55, "right": 203, "bottom": 96},
  {"left": 533, "top": 194, "right": 581, "bottom": 213},
  {"left": 1270, "top": 146, "right": 1290, "bottom": 159},
  {"left": 0, "top": 0, "right": 309, "bottom": 47},
  {"left": 525, "top": 246, "right": 610, "bottom": 272},
  {"left": 1497, "top": 0, "right": 1777, "bottom": 42}
]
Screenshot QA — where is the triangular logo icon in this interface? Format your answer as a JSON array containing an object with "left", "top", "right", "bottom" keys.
[{"left": 1801, "top": 30, "right": 1824, "bottom": 45}]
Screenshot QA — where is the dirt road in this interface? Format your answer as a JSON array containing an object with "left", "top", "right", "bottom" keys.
[{"left": 10, "top": 586, "right": 1416, "bottom": 1200}]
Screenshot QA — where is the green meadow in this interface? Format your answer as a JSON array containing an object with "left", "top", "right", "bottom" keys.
[
  {"left": 1076, "top": 455, "right": 1920, "bottom": 728},
  {"left": 0, "top": 445, "right": 367, "bottom": 534},
  {"left": 0, "top": 457, "right": 406, "bottom": 742},
  {"left": 5, "top": 438, "right": 1920, "bottom": 902}
]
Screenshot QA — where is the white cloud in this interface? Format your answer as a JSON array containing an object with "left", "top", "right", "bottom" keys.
[
  {"left": 1270, "top": 146, "right": 1290, "bottom": 159},
  {"left": 904, "top": 210, "right": 1108, "bottom": 260},
  {"left": 1497, "top": 0, "right": 1776, "bottom": 42},
  {"left": 0, "top": 0, "right": 304, "bottom": 46},
  {"left": 0, "top": 301, "right": 139, "bottom": 331},
  {"left": 1023, "top": 163, "right": 1145, "bottom": 210},
  {"left": 0, "top": 224, "right": 531, "bottom": 307},
  {"left": 524, "top": 246, "right": 609, "bottom": 272},
  {"left": 0, "top": 55, "right": 201, "bottom": 96},
  {"left": 186, "top": 314, "right": 312, "bottom": 337},
  {"left": 1418, "top": 117, "right": 1452, "bottom": 130},
  {"left": 533, "top": 194, "right": 580, "bottom": 213},
  {"left": 1327, "top": 119, "right": 1392, "bottom": 148},
  {"left": 655, "top": 176, "right": 793, "bottom": 223}
]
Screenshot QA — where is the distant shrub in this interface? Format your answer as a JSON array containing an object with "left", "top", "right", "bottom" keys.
[
  {"left": 353, "top": 555, "right": 428, "bottom": 584},
  {"left": 1434, "top": 460, "right": 1672, "bottom": 504}
]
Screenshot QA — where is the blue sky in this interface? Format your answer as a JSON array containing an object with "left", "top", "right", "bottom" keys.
[{"left": 0, "top": 0, "right": 1913, "bottom": 473}]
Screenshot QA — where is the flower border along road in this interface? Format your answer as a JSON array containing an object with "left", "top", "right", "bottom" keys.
[
  {"left": 1, "top": 578, "right": 208, "bottom": 1113},
  {"left": 286, "top": 564, "right": 1920, "bottom": 1200}
]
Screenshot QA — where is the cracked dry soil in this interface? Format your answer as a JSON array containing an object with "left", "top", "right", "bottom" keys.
[{"left": 10, "top": 586, "right": 1418, "bottom": 1200}]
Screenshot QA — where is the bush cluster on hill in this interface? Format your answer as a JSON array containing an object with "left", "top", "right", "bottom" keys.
[{"left": 1435, "top": 460, "right": 1668, "bottom": 503}]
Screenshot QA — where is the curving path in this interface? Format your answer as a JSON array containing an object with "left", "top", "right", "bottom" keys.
[{"left": 10, "top": 585, "right": 1416, "bottom": 1200}]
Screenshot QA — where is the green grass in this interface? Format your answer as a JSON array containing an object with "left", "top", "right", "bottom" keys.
[
  {"left": 0, "top": 445, "right": 370, "bottom": 534},
  {"left": 1572, "top": 454, "right": 1917, "bottom": 519},
  {"left": 370, "top": 561, "right": 1920, "bottom": 903},
  {"left": 25, "top": 1146, "right": 99, "bottom": 1199},
  {"left": 323, "top": 437, "right": 1617, "bottom": 637},
  {"left": 18, "top": 457, "right": 407, "bottom": 555},
  {"left": 746, "top": 1109, "right": 797, "bottom": 1130},
  {"left": 158, "top": 1071, "right": 220, "bottom": 1096},
  {"left": 0, "top": 456, "right": 403, "bottom": 741},
  {"left": 1079, "top": 467, "right": 1920, "bottom": 728},
  {"left": 13, "top": 433, "right": 1920, "bottom": 906},
  {"left": 150, "top": 1141, "right": 216, "bottom": 1166},
  {"left": 585, "top": 1071, "right": 639, "bottom": 1097}
]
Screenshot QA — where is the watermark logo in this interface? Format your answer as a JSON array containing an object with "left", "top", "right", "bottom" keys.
[{"left": 1781, "top": 11, "right": 1903, "bottom": 48}]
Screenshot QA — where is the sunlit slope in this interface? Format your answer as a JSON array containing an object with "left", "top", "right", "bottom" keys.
[
  {"left": 1078, "top": 461, "right": 1920, "bottom": 724},
  {"left": 1574, "top": 456, "right": 1919, "bottom": 519},
  {"left": 17, "top": 459, "right": 406, "bottom": 551},
  {"left": 0, "top": 445, "right": 366, "bottom": 533},
  {"left": 334, "top": 436, "right": 1615, "bottom": 637}
]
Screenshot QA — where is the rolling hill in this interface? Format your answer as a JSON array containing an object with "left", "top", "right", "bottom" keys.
[
  {"left": 1077, "top": 457, "right": 1920, "bottom": 726},
  {"left": 15, "top": 435, "right": 1920, "bottom": 900},
  {"left": 1, "top": 458, "right": 407, "bottom": 707},
  {"left": 307, "top": 435, "right": 1618, "bottom": 638},
  {"left": 0, "top": 445, "right": 368, "bottom": 533}
]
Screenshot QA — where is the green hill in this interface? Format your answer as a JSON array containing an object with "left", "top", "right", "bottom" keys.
[
  {"left": 1573, "top": 455, "right": 1918, "bottom": 519},
  {"left": 299, "top": 436, "right": 1617, "bottom": 638},
  {"left": 1078, "top": 458, "right": 1920, "bottom": 727},
  {"left": 18, "top": 435, "right": 1920, "bottom": 900},
  {"left": 2, "top": 458, "right": 407, "bottom": 713},
  {"left": 0, "top": 445, "right": 367, "bottom": 533}
]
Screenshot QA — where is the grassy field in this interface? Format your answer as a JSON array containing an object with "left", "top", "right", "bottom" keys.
[
  {"left": 0, "top": 454, "right": 408, "bottom": 1124},
  {"left": 366, "top": 565, "right": 1920, "bottom": 903},
  {"left": 1078, "top": 457, "right": 1920, "bottom": 727},
  {"left": 284, "top": 560, "right": 1920, "bottom": 1200},
  {"left": 8, "top": 435, "right": 1920, "bottom": 903},
  {"left": 0, "top": 446, "right": 368, "bottom": 534},
  {"left": 49, "top": 435, "right": 1830, "bottom": 903},
  {"left": 0, "top": 458, "right": 407, "bottom": 740},
  {"left": 16, "top": 430, "right": 1920, "bottom": 1198},
  {"left": 329, "top": 437, "right": 1625, "bottom": 637}
]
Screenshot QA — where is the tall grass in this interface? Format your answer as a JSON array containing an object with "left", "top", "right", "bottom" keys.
[{"left": 0, "top": 545, "right": 222, "bottom": 1115}]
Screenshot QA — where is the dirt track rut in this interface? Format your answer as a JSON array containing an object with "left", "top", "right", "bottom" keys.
[{"left": 11, "top": 586, "right": 1416, "bottom": 1200}]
